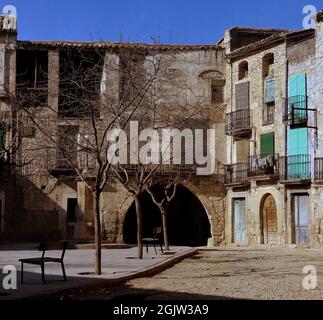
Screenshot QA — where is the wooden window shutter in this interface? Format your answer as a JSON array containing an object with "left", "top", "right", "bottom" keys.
[
  {"left": 260, "top": 132, "right": 275, "bottom": 156},
  {"left": 265, "top": 79, "right": 275, "bottom": 103},
  {"left": 235, "top": 82, "right": 250, "bottom": 110},
  {"left": 236, "top": 140, "right": 250, "bottom": 163}
]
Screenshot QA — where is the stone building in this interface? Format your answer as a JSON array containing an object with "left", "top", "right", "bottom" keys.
[
  {"left": 224, "top": 12, "right": 323, "bottom": 248},
  {"left": 0, "top": 10, "right": 322, "bottom": 248},
  {"left": 0, "top": 16, "right": 227, "bottom": 245}
]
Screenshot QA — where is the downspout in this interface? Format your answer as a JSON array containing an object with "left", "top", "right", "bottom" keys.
[
  {"left": 226, "top": 57, "right": 234, "bottom": 165},
  {"left": 284, "top": 57, "right": 289, "bottom": 246}
]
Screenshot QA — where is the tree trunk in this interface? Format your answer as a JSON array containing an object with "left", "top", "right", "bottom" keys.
[
  {"left": 134, "top": 194, "right": 143, "bottom": 259},
  {"left": 94, "top": 191, "right": 102, "bottom": 275},
  {"left": 161, "top": 209, "right": 169, "bottom": 251}
]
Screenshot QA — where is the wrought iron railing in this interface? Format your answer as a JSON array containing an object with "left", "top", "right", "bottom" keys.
[
  {"left": 279, "top": 154, "right": 311, "bottom": 181},
  {"left": 225, "top": 109, "right": 252, "bottom": 135},
  {"left": 224, "top": 163, "right": 248, "bottom": 185},
  {"left": 283, "top": 95, "right": 308, "bottom": 125},
  {"left": 248, "top": 154, "right": 279, "bottom": 177},
  {"left": 314, "top": 157, "right": 323, "bottom": 181}
]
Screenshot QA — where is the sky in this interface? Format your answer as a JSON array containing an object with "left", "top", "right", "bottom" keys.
[{"left": 2, "top": 0, "right": 322, "bottom": 44}]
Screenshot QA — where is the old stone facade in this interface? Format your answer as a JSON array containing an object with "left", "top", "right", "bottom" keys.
[
  {"left": 0, "top": 11, "right": 322, "bottom": 248},
  {"left": 224, "top": 13, "right": 323, "bottom": 248}
]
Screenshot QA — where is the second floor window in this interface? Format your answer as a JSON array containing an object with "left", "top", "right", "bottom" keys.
[
  {"left": 57, "top": 125, "right": 79, "bottom": 168},
  {"left": 16, "top": 50, "right": 48, "bottom": 107},
  {"left": 59, "top": 50, "right": 104, "bottom": 118},
  {"left": 211, "top": 80, "right": 225, "bottom": 104}
]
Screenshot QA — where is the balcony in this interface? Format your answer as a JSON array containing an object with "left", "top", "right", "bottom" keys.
[
  {"left": 314, "top": 158, "right": 323, "bottom": 181},
  {"left": 283, "top": 95, "right": 308, "bottom": 128},
  {"left": 225, "top": 109, "right": 252, "bottom": 138},
  {"left": 279, "top": 154, "right": 311, "bottom": 182},
  {"left": 248, "top": 154, "right": 279, "bottom": 179},
  {"left": 224, "top": 163, "right": 248, "bottom": 186},
  {"left": 48, "top": 150, "right": 96, "bottom": 178}
]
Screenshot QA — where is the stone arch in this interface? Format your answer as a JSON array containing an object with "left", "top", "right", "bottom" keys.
[
  {"left": 122, "top": 183, "right": 212, "bottom": 247},
  {"left": 238, "top": 61, "right": 248, "bottom": 80},
  {"left": 199, "top": 70, "right": 224, "bottom": 79},
  {"left": 260, "top": 193, "right": 278, "bottom": 245},
  {"left": 262, "top": 52, "right": 275, "bottom": 79}
]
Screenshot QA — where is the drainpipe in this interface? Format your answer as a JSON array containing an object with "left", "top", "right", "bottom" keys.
[
  {"left": 284, "top": 57, "right": 289, "bottom": 246},
  {"left": 231, "top": 61, "right": 234, "bottom": 165}
]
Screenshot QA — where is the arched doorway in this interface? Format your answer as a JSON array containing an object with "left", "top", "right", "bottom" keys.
[
  {"left": 123, "top": 185, "right": 211, "bottom": 247},
  {"left": 261, "top": 194, "right": 278, "bottom": 244}
]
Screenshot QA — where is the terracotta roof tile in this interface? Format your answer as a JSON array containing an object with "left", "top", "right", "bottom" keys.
[{"left": 17, "top": 40, "right": 223, "bottom": 51}]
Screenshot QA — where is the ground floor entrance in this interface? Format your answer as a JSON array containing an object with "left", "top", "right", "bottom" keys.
[
  {"left": 232, "top": 198, "right": 246, "bottom": 244},
  {"left": 292, "top": 194, "right": 309, "bottom": 245},
  {"left": 261, "top": 194, "right": 278, "bottom": 245}
]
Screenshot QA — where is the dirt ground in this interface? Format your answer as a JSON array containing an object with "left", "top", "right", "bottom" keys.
[{"left": 67, "top": 248, "right": 323, "bottom": 300}]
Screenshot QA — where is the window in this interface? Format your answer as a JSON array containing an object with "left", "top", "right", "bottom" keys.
[
  {"left": 263, "top": 56, "right": 275, "bottom": 125},
  {"left": 16, "top": 50, "right": 48, "bottom": 106},
  {"left": 238, "top": 61, "right": 248, "bottom": 80},
  {"left": 235, "top": 82, "right": 250, "bottom": 110},
  {"left": 59, "top": 50, "right": 104, "bottom": 118},
  {"left": 57, "top": 126, "right": 79, "bottom": 168},
  {"left": 260, "top": 132, "right": 275, "bottom": 156},
  {"left": 262, "top": 102, "right": 275, "bottom": 125},
  {"left": 263, "top": 53, "right": 274, "bottom": 79},
  {"left": 67, "top": 198, "right": 77, "bottom": 223},
  {"left": 211, "top": 80, "right": 225, "bottom": 104},
  {"left": 119, "top": 53, "right": 145, "bottom": 102}
]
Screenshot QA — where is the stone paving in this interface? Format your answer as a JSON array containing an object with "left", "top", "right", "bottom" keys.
[
  {"left": 70, "top": 247, "right": 323, "bottom": 300},
  {"left": 0, "top": 243, "right": 192, "bottom": 300}
]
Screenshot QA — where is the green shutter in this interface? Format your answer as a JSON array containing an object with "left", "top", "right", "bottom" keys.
[
  {"left": 260, "top": 132, "right": 274, "bottom": 156},
  {"left": 0, "top": 128, "right": 5, "bottom": 151}
]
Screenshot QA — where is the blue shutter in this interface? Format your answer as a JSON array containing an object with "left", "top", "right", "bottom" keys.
[{"left": 264, "top": 79, "right": 275, "bottom": 103}]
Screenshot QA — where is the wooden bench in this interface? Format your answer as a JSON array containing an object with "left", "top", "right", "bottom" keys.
[
  {"left": 19, "top": 241, "right": 68, "bottom": 284},
  {"left": 142, "top": 227, "right": 164, "bottom": 254}
]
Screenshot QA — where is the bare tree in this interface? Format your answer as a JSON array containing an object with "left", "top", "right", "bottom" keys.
[
  {"left": 15, "top": 44, "right": 191, "bottom": 271},
  {"left": 146, "top": 178, "right": 178, "bottom": 252}
]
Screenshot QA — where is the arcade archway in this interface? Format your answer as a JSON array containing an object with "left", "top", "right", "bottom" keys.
[{"left": 123, "top": 185, "right": 211, "bottom": 247}]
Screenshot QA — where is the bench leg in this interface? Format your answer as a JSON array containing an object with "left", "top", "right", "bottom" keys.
[
  {"left": 160, "top": 242, "right": 164, "bottom": 253},
  {"left": 21, "top": 262, "right": 24, "bottom": 284},
  {"left": 41, "top": 263, "right": 46, "bottom": 284},
  {"left": 61, "top": 262, "right": 67, "bottom": 281},
  {"left": 146, "top": 243, "right": 149, "bottom": 254},
  {"left": 154, "top": 243, "right": 157, "bottom": 255}
]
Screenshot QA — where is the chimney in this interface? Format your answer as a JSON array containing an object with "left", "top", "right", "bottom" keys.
[{"left": 0, "top": 10, "right": 17, "bottom": 98}]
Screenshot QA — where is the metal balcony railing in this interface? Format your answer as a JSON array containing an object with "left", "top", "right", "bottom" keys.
[
  {"left": 46, "top": 149, "right": 96, "bottom": 177},
  {"left": 279, "top": 154, "right": 311, "bottom": 181},
  {"left": 225, "top": 109, "right": 252, "bottom": 137},
  {"left": 283, "top": 95, "right": 308, "bottom": 126},
  {"left": 314, "top": 157, "right": 323, "bottom": 181},
  {"left": 248, "top": 154, "right": 279, "bottom": 178},
  {"left": 224, "top": 163, "right": 248, "bottom": 185}
]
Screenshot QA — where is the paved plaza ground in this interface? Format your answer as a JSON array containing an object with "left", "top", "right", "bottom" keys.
[
  {"left": 68, "top": 247, "right": 323, "bottom": 300},
  {"left": 0, "top": 244, "right": 192, "bottom": 300}
]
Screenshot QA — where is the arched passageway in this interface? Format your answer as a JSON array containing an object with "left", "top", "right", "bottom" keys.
[{"left": 123, "top": 185, "right": 211, "bottom": 247}]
